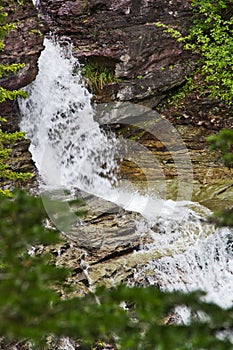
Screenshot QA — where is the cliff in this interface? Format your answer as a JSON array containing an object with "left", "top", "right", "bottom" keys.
[
  {"left": 0, "top": 0, "right": 46, "bottom": 185},
  {"left": 0, "top": 0, "right": 46, "bottom": 132},
  {"left": 39, "top": 0, "right": 194, "bottom": 107}
]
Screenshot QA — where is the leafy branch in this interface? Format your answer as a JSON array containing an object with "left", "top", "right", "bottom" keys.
[
  {"left": 1, "top": 190, "right": 233, "bottom": 349},
  {"left": 156, "top": 0, "right": 233, "bottom": 104}
]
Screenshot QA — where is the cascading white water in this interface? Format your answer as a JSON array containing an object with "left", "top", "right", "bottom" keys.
[
  {"left": 18, "top": 37, "right": 193, "bottom": 219},
  {"left": 19, "top": 38, "right": 118, "bottom": 196},
  {"left": 138, "top": 227, "right": 233, "bottom": 311},
  {"left": 19, "top": 38, "right": 233, "bottom": 319}
]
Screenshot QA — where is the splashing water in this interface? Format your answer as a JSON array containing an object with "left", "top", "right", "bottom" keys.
[
  {"left": 19, "top": 38, "right": 118, "bottom": 197},
  {"left": 133, "top": 201, "right": 233, "bottom": 313},
  {"left": 19, "top": 38, "right": 233, "bottom": 315},
  {"left": 138, "top": 227, "right": 233, "bottom": 311},
  {"left": 19, "top": 38, "right": 191, "bottom": 220}
]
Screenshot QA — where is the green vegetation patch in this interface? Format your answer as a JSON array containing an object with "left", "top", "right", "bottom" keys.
[
  {"left": 81, "top": 62, "right": 120, "bottom": 94},
  {"left": 207, "top": 128, "right": 233, "bottom": 226},
  {"left": 156, "top": 0, "right": 233, "bottom": 105}
]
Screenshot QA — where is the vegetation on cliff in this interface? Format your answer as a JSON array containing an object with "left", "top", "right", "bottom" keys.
[
  {"left": 158, "top": 0, "right": 233, "bottom": 228},
  {"left": 189, "top": 0, "right": 233, "bottom": 104},
  {"left": 81, "top": 62, "right": 120, "bottom": 95},
  {"left": 0, "top": 7, "right": 32, "bottom": 197},
  {"left": 207, "top": 128, "right": 233, "bottom": 226},
  {"left": 157, "top": 0, "right": 233, "bottom": 105}
]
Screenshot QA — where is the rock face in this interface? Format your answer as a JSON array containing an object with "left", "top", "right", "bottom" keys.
[
  {"left": 0, "top": 1, "right": 46, "bottom": 185},
  {"left": 0, "top": 0, "right": 46, "bottom": 132},
  {"left": 39, "top": 0, "right": 194, "bottom": 107}
]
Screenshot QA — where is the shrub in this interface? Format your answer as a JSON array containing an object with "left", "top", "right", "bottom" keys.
[
  {"left": 207, "top": 128, "right": 233, "bottom": 227},
  {"left": 156, "top": 0, "right": 233, "bottom": 104}
]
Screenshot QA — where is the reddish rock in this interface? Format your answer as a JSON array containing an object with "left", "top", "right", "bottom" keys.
[
  {"left": 0, "top": 0, "right": 46, "bottom": 131},
  {"left": 39, "top": 0, "right": 195, "bottom": 106}
]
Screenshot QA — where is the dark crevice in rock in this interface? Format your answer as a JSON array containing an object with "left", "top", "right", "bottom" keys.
[
  {"left": 39, "top": 0, "right": 194, "bottom": 107},
  {"left": 91, "top": 244, "right": 141, "bottom": 265}
]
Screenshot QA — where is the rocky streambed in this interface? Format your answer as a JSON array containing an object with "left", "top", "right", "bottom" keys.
[{"left": 36, "top": 116, "right": 232, "bottom": 298}]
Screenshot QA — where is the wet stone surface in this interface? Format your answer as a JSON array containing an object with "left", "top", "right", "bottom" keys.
[{"left": 32, "top": 106, "right": 233, "bottom": 299}]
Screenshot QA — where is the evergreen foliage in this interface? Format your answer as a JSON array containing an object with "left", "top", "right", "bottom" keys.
[
  {"left": 1, "top": 190, "right": 233, "bottom": 349},
  {"left": 0, "top": 7, "right": 27, "bottom": 102},
  {"left": 207, "top": 129, "right": 233, "bottom": 168},
  {"left": 0, "top": 190, "right": 68, "bottom": 344}
]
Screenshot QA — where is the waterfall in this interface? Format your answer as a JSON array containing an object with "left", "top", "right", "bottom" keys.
[
  {"left": 18, "top": 38, "right": 192, "bottom": 220},
  {"left": 19, "top": 38, "right": 118, "bottom": 197},
  {"left": 19, "top": 37, "right": 233, "bottom": 318}
]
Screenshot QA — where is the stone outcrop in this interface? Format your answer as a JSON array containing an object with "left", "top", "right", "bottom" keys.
[
  {"left": 0, "top": 0, "right": 46, "bottom": 132},
  {"left": 39, "top": 0, "right": 194, "bottom": 107}
]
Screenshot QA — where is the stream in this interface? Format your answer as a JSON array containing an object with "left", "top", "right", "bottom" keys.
[{"left": 19, "top": 38, "right": 233, "bottom": 325}]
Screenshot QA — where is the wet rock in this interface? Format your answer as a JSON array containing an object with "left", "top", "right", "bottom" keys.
[
  {"left": 0, "top": 133, "right": 38, "bottom": 195},
  {"left": 43, "top": 190, "right": 152, "bottom": 251},
  {"left": 37, "top": 0, "right": 233, "bottom": 123},
  {"left": 9, "top": 141, "right": 36, "bottom": 174}
]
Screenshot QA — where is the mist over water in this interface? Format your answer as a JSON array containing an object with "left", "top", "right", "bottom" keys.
[{"left": 19, "top": 38, "right": 233, "bottom": 313}]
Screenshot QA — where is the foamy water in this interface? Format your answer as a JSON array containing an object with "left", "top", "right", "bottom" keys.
[
  {"left": 19, "top": 39, "right": 118, "bottom": 197},
  {"left": 19, "top": 38, "right": 233, "bottom": 316}
]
